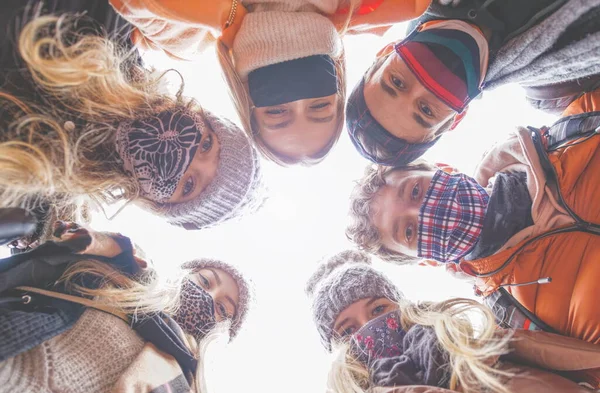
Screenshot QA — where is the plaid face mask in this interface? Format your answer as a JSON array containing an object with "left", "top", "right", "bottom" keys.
[
  {"left": 173, "top": 279, "right": 216, "bottom": 340},
  {"left": 417, "top": 170, "right": 489, "bottom": 263},
  {"left": 351, "top": 310, "right": 405, "bottom": 366}
]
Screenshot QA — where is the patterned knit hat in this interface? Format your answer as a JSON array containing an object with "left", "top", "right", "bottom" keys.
[
  {"left": 182, "top": 258, "right": 251, "bottom": 340},
  {"left": 132, "top": 109, "right": 264, "bottom": 230},
  {"left": 305, "top": 250, "right": 403, "bottom": 350}
]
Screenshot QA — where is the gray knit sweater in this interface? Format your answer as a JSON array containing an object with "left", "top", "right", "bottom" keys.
[
  {"left": 486, "top": 0, "right": 600, "bottom": 89},
  {"left": 233, "top": 0, "right": 343, "bottom": 79},
  {"left": 0, "top": 310, "right": 144, "bottom": 393}
]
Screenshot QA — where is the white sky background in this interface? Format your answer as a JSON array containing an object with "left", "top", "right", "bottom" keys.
[{"left": 66, "top": 23, "right": 557, "bottom": 392}]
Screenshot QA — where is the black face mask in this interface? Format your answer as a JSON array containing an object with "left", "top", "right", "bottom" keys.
[{"left": 248, "top": 55, "right": 338, "bottom": 108}]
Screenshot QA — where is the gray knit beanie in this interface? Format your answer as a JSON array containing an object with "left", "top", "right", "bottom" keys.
[
  {"left": 182, "top": 258, "right": 251, "bottom": 340},
  {"left": 306, "top": 250, "right": 403, "bottom": 350},
  {"left": 160, "top": 110, "right": 264, "bottom": 229}
]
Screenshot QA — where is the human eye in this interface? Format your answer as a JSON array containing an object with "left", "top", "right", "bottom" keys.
[
  {"left": 390, "top": 75, "right": 405, "bottom": 89},
  {"left": 411, "top": 182, "right": 420, "bottom": 200},
  {"left": 372, "top": 304, "right": 387, "bottom": 316},
  {"left": 201, "top": 134, "right": 213, "bottom": 153},
  {"left": 405, "top": 224, "right": 414, "bottom": 243},
  {"left": 419, "top": 102, "right": 433, "bottom": 117},
  {"left": 182, "top": 177, "right": 195, "bottom": 197},
  {"left": 217, "top": 302, "right": 229, "bottom": 319},
  {"left": 310, "top": 102, "right": 331, "bottom": 110},
  {"left": 266, "top": 107, "right": 287, "bottom": 115},
  {"left": 341, "top": 326, "right": 357, "bottom": 337},
  {"left": 197, "top": 273, "right": 210, "bottom": 289}
]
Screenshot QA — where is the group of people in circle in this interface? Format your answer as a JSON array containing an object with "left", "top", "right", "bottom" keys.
[{"left": 0, "top": 0, "right": 599, "bottom": 392}]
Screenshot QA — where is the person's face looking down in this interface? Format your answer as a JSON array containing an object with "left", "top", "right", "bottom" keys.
[
  {"left": 191, "top": 268, "right": 240, "bottom": 322},
  {"left": 363, "top": 43, "right": 457, "bottom": 143},
  {"left": 370, "top": 169, "right": 437, "bottom": 257},
  {"left": 333, "top": 297, "right": 400, "bottom": 339},
  {"left": 253, "top": 95, "right": 339, "bottom": 160},
  {"left": 167, "top": 126, "right": 221, "bottom": 204}
]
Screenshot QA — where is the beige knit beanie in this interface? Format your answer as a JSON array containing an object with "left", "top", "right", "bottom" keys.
[{"left": 232, "top": 5, "right": 342, "bottom": 79}]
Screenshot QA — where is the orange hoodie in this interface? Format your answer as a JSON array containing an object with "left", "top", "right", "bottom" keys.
[{"left": 109, "top": 0, "right": 431, "bottom": 59}]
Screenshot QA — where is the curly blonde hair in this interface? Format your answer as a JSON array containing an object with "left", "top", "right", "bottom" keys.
[
  {"left": 0, "top": 14, "right": 199, "bottom": 231},
  {"left": 327, "top": 298, "right": 514, "bottom": 393},
  {"left": 346, "top": 161, "right": 437, "bottom": 265}
]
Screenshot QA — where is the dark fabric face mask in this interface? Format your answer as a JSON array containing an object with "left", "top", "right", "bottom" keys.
[
  {"left": 248, "top": 55, "right": 338, "bottom": 108},
  {"left": 351, "top": 310, "right": 406, "bottom": 366},
  {"left": 173, "top": 278, "right": 216, "bottom": 340}
]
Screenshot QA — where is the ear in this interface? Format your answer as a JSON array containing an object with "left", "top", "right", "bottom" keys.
[
  {"left": 376, "top": 42, "right": 396, "bottom": 58},
  {"left": 449, "top": 106, "right": 469, "bottom": 130}
]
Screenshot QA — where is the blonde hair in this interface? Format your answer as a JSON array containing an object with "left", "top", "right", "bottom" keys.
[
  {"left": 59, "top": 258, "right": 231, "bottom": 393},
  {"left": 328, "top": 298, "right": 513, "bottom": 393},
  {"left": 0, "top": 14, "right": 194, "bottom": 225},
  {"left": 346, "top": 161, "right": 437, "bottom": 264},
  {"left": 216, "top": 2, "right": 361, "bottom": 166}
]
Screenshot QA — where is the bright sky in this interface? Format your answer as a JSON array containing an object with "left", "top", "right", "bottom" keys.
[{"left": 66, "top": 23, "right": 557, "bottom": 393}]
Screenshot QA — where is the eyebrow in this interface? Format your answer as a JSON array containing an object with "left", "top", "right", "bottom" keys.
[
  {"left": 365, "top": 297, "right": 378, "bottom": 307},
  {"left": 334, "top": 317, "right": 350, "bottom": 333},
  {"left": 207, "top": 268, "right": 221, "bottom": 285},
  {"left": 413, "top": 113, "right": 433, "bottom": 129},
  {"left": 308, "top": 114, "right": 335, "bottom": 124},
  {"left": 264, "top": 119, "right": 293, "bottom": 130},
  {"left": 380, "top": 78, "right": 398, "bottom": 98},
  {"left": 225, "top": 295, "right": 239, "bottom": 319}
]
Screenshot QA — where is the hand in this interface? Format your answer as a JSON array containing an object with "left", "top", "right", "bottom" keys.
[{"left": 52, "top": 221, "right": 125, "bottom": 258}]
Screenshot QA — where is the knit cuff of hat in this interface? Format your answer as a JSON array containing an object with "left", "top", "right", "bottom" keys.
[
  {"left": 232, "top": 11, "right": 342, "bottom": 80},
  {"left": 162, "top": 111, "right": 264, "bottom": 229},
  {"left": 182, "top": 258, "right": 251, "bottom": 340},
  {"left": 305, "top": 250, "right": 403, "bottom": 351}
]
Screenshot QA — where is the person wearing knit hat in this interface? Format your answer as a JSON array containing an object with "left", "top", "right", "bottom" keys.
[
  {"left": 305, "top": 250, "right": 600, "bottom": 393},
  {"left": 216, "top": 0, "right": 433, "bottom": 166},
  {"left": 346, "top": 0, "right": 600, "bottom": 167},
  {"left": 0, "top": 225, "right": 253, "bottom": 392},
  {"left": 180, "top": 258, "right": 252, "bottom": 339},
  {"left": 0, "top": 4, "right": 265, "bottom": 253},
  {"left": 305, "top": 249, "right": 402, "bottom": 349}
]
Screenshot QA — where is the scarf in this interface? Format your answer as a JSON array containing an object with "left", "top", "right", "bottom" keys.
[{"left": 351, "top": 310, "right": 451, "bottom": 388}]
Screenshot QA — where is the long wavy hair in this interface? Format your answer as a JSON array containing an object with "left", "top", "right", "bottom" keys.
[
  {"left": 327, "top": 298, "right": 514, "bottom": 393},
  {"left": 215, "top": 1, "right": 361, "bottom": 166},
  {"left": 0, "top": 14, "right": 198, "bottom": 227},
  {"left": 58, "top": 258, "right": 231, "bottom": 393}
]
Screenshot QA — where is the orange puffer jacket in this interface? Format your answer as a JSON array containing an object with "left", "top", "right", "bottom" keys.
[{"left": 460, "top": 92, "right": 600, "bottom": 387}]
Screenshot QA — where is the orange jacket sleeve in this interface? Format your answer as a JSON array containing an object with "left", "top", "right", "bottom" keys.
[
  {"left": 109, "top": 0, "right": 246, "bottom": 60},
  {"left": 331, "top": 0, "right": 431, "bottom": 35}
]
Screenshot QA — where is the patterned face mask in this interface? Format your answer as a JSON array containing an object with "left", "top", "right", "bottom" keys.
[
  {"left": 116, "top": 109, "right": 205, "bottom": 203},
  {"left": 351, "top": 310, "right": 406, "bottom": 366},
  {"left": 173, "top": 278, "right": 216, "bottom": 340},
  {"left": 418, "top": 170, "right": 489, "bottom": 263}
]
